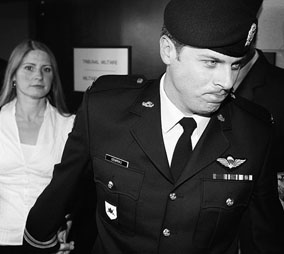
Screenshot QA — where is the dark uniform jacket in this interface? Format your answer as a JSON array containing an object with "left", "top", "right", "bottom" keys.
[
  {"left": 24, "top": 75, "right": 284, "bottom": 254},
  {"left": 236, "top": 49, "right": 284, "bottom": 172},
  {"left": 236, "top": 50, "right": 284, "bottom": 254}
]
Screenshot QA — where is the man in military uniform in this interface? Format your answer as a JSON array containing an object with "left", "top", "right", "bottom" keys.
[
  {"left": 24, "top": 0, "right": 284, "bottom": 253},
  {"left": 233, "top": 29, "right": 284, "bottom": 254},
  {"left": 234, "top": 47, "right": 284, "bottom": 178}
]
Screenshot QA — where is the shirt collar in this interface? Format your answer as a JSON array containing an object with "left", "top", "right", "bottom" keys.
[
  {"left": 160, "top": 74, "right": 184, "bottom": 134},
  {"left": 2, "top": 98, "right": 52, "bottom": 118},
  {"left": 160, "top": 74, "right": 210, "bottom": 134}
]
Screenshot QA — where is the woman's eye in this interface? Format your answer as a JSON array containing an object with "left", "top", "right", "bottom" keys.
[
  {"left": 43, "top": 67, "right": 52, "bottom": 73},
  {"left": 24, "top": 65, "right": 34, "bottom": 71}
]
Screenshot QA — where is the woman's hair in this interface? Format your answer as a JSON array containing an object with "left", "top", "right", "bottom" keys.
[{"left": 0, "top": 39, "right": 69, "bottom": 115}]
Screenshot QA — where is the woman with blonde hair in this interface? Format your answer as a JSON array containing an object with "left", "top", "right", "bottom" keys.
[{"left": 0, "top": 39, "right": 74, "bottom": 253}]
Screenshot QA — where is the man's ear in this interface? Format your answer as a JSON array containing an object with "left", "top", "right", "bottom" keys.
[{"left": 160, "top": 35, "right": 176, "bottom": 65}]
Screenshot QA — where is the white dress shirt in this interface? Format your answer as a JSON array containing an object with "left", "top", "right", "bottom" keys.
[
  {"left": 160, "top": 74, "right": 210, "bottom": 166},
  {"left": 0, "top": 99, "right": 75, "bottom": 245}
]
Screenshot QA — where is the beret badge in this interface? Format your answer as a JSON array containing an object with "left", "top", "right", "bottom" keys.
[{"left": 245, "top": 23, "right": 257, "bottom": 47}]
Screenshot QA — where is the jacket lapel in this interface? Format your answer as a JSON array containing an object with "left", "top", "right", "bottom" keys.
[
  {"left": 129, "top": 79, "right": 233, "bottom": 184},
  {"left": 129, "top": 79, "right": 172, "bottom": 182},
  {"left": 176, "top": 105, "right": 231, "bottom": 186}
]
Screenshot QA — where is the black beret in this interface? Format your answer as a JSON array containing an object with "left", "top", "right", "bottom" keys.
[{"left": 164, "top": 0, "right": 263, "bottom": 57}]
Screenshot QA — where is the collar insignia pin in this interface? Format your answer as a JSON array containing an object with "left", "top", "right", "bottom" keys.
[
  {"left": 142, "top": 101, "right": 154, "bottom": 108},
  {"left": 217, "top": 114, "right": 225, "bottom": 122},
  {"left": 217, "top": 155, "right": 246, "bottom": 169}
]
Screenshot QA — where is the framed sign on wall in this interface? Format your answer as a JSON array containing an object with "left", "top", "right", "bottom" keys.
[{"left": 73, "top": 46, "right": 131, "bottom": 92}]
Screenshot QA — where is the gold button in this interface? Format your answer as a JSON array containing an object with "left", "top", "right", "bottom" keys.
[
  {"left": 163, "top": 228, "right": 170, "bottom": 237},
  {"left": 226, "top": 198, "right": 234, "bottom": 207},
  {"left": 137, "top": 77, "right": 143, "bottom": 84},
  {"left": 169, "top": 193, "right": 177, "bottom": 200},
  {"left": 107, "top": 181, "right": 114, "bottom": 189}
]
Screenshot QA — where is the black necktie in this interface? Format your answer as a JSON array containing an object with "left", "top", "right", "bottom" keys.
[{"left": 171, "top": 117, "right": 197, "bottom": 181}]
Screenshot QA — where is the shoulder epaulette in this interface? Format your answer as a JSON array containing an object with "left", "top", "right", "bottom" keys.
[
  {"left": 87, "top": 74, "right": 148, "bottom": 93},
  {"left": 230, "top": 93, "right": 274, "bottom": 125}
]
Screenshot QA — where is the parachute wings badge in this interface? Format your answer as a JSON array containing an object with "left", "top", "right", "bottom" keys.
[{"left": 217, "top": 155, "right": 246, "bottom": 169}]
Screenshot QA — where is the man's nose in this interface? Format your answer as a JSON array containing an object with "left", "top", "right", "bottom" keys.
[{"left": 215, "top": 67, "right": 237, "bottom": 90}]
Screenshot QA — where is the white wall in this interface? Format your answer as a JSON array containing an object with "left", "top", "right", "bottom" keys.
[{"left": 256, "top": 0, "right": 284, "bottom": 67}]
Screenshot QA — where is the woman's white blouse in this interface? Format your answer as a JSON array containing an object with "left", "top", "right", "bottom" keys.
[{"left": 0, "top": 99, "right": 75, "bottom": 245}]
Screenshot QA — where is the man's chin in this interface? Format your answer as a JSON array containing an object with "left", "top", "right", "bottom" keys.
[{"left": 194, "top": 104, "right": 221, "bottom": 117}]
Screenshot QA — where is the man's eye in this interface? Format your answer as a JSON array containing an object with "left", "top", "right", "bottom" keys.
[{"left": 204, "top": 60, "right": 217, "bottom": 67}]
